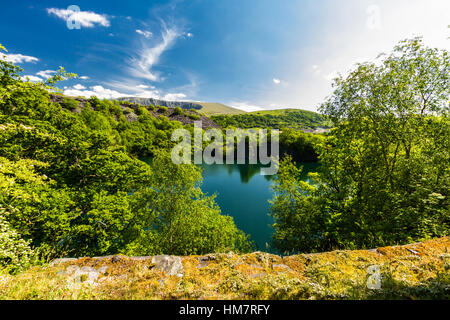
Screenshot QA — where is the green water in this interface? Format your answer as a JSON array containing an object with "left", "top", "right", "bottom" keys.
[{"left": 199, "top": 162, "right": 319, "bottom": 253}]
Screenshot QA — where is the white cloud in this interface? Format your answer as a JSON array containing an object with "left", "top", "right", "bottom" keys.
[
  {"left": 2, "top": 53, "right": 38, "bottom": 64},
  {"left": 36, "top": 70, "right": 56, "bottom": 79},
  {"left": 21, "top": 75, "right": 43, "bottom": 82},
  {"left": 79, "top": 76, "right": 89, "bottom": 80},
  {"left": 129, "top": 25, "right": 180, "bottom": 81},
  {"left": 163, "top": 93, "right": 186, "bottom": 101},
  {"left": 272, "top": 78, "right": 281, "bottom": 84},
  {"left": 323, "top": 71, "right": 339, "bottom": 82},
  {"left": 64, "top": 85, "right": 124, "bottom": 99},
  {"left": 186, "top": 32, "right": 193, "bottom": 38},
  {"left": 64, "top": 81, "right": 188, "bottom": 102},
  {"left": 73, "top": 84, "right": 86, "bottom": 90},
  {"left": 229, "top": 102, "right": 263, "bottom": 112},
  {"left": 47, "top": 7, "right": 110, "bottom": 28},
  {"left": 136, "top": 29, "right": 153, "bottom": 38}
]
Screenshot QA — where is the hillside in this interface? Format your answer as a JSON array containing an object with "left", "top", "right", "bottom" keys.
[
  {"left": 1, "top": 237, "right": 448, "bottom": 299},
  {"left": 195, "top": 102, "right": 245, "bottom": 116},
  {"left": 51, "top": 94, "right": 220, "bottom": 130},
  {"left": 211, "top": 108, "right": 332, "bottom": 130},
  {"left": 117, "top": 97, "right": 244, "bottom": 116}
]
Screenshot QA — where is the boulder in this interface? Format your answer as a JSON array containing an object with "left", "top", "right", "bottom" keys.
[{"left": 151, "top": 255, "right": 183, "bottom": 277}]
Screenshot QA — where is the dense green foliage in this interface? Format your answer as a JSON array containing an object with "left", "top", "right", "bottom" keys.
[
  {"left": 0, "top": 44, "right": 250, "bottom": 269},
  {"left": 271, "top": 38, "right": 449, "bottom": 253},
  {"left": 279, "top": 129, "right": 325, "bottom": 162},
  {"left": 0, "top": 207, "right": 34, "bottom": 274},
  {"left": 211, "top": 109, "right": 331, "bottom": 130}
]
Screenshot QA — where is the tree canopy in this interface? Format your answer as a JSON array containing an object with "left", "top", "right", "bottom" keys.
[{"left": 271, "top": 38, "right": 449, "bottom": 253}]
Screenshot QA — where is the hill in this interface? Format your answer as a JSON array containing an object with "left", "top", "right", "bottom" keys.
[
  {"left": 51, "top": 94, "right": 220, "bottom": 130},
  {"left": 211, "top": 108, "right": 332, "bottom": 130},
  {"left": 195, "top": 102, "right": 245, "bottom": 115},
  {"left": 117, "top": 97, "right": 244, "bottom": 116},
  {"left": 1, "top": 237, "right": 448, "bottom": 299}
]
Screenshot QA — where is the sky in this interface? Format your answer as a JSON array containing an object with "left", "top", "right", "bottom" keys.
[{"left": 1, "top": 0, "right": 449, "bottom": 112}]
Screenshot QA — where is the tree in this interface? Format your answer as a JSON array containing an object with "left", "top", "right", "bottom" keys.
[
  {"left": 125, "top": 151, "right": 252, "bottom": 255},
  {"left": 271, "top": 38, "right": 449, "bottom": 252}
]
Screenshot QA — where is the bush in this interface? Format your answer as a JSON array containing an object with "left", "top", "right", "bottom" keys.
[
  {"left": 122, "top": 107, "right": 134, "bottom": 115},
  {"left": 188, "top": 113, "right": 201, "bottom": 120},
  {"left": 0, "top": 209, "right": 34, "bottom": 274},
  {"left": 174, "top": 107, "right": 183, "bottom": 115},
  {"left": 158, "top": 106, "right": 168, "bottom": 114},
  {"left": 136, "top": 106, "right": 149, "bottom": 116},
  {"left": 61, "top": 97, "right": 79, "bottom": 110}
]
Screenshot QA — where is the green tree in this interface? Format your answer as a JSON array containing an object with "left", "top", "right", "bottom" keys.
[
  {"left": 125, "top": 152, "right": 252, "bottom": 255},
  {"left": 271, "top": 38, "right": 449, "bottom": 252}
]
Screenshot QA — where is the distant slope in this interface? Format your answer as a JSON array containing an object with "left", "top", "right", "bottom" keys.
[
  {"left": 195, "top": 102, "right": 245, "bottom": 116},
  {"left": 211, "top": 108, "right": 331, "bottom": 130},
  {"left": 117, "top": 97, "right": 244, "bottom": 116}
]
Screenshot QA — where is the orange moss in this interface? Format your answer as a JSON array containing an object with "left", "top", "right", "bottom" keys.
[{"left": 1, "top": 237, "right": 448, "bottom": 300}]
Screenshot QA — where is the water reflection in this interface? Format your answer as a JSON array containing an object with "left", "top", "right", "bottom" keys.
[{"left": 200, "top": 162, "right": 319, "bottom": 253}]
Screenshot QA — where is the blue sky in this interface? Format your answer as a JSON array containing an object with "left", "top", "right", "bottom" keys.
[{"left": 1, "top": 0, "right": 449, "bottom": 111}]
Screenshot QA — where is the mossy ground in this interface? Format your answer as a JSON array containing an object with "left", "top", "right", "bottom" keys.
[{"left": 1, "top": 237, "right": 448, "bottom": 300}]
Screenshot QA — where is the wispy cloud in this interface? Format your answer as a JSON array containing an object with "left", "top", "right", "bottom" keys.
[
  {"left": 36, "top": 70, "right": 56, "bottom": 79},
  {"left": 2, "top": 53, "right": 38, "bottom": 64},
  {"left": 129, "top": 24, "right": 180, "bottom": 81},
  {"left": 136, "top": 29, "right": 153, "bottom": 38},
  {"left": 47, "top": 7, "right": 110, "bottom": 28},
  {"left": 272, "top": 78, "right": 281, "bottom": 84}
]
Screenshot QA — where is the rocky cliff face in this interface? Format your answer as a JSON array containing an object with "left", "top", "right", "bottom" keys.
[
  {"left": 118, "top": 97, "right": 204, "bottom": 110},
  {"left": 1, "top": 237, "right": 448, "bottom": 299}
]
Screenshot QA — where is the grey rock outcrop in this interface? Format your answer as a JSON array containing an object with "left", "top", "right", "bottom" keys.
[{"left": 151, "top": 255, "right": 183, "bottom": 277}]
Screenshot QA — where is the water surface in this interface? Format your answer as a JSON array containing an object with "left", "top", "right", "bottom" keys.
[{"left": 199, "top": 162, "right": 318, "bottom": 252}]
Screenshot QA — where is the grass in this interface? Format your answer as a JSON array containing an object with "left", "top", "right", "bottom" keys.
[
  {"left": 196, "top": 102, "right": 245, "bottom": 116},
  {"left": 0, "top": 237, "right": 448, "bottom": 300}
]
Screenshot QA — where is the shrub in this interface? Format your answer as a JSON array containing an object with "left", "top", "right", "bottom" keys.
[
  {"left": 174, "top": 107, "right": 183, "bottom": 115},
  {"left": 0, "top": 209, "right": 34, "bottom": 274},
  {"left": 136, "top": 106, "right": 149, "bottom": 115},
  {"left": 188, "top": 113, "right": 201, "bottom": 120},
  {"left": 61, "top": 97, "right": 79, "bottom": 110},
  {"left": 158, "top": 106, "right": 168, "bottom": 114},
  {"left": 122, "top": 107, "right": 134, "bottom": 115}
]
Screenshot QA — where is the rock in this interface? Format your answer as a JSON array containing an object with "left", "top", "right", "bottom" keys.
[
  {"left": 49, "top": 258, "right": 77, "bottom": 266},
  {"left": 111, "top": 256, "right": 123, "bottom": 263},
  {"left": 72, "top": 268, "right": 100, "bottom": 285},
  {"left": 130, "top": 256, "right": 153, "bottom": 261},
  {"left": 80, "top": 266, "right": 96, "bottom": 273},
  {"left": 272, "top": 264, "right": 292, "bottom": 272},
  {"left": 197, "top": 261, "right": 209, "bottom": 269},
  {"left": 406, "top": 248, "right": 419, "bottom": 255},
  {"left": 198, "top": 254, "right": 217, "bottom": 262},
  {"left": 66, "top": 265, "right": 80, "bottom": 274},
  {"left": 97, "top": 266, "right": 108, "bottom": 274},
  {"left": 250, "top": 272, "right": 267, "bottom": 279},
  {"left": 151, "top": 255, "right": 183, "bottom": 277}
]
